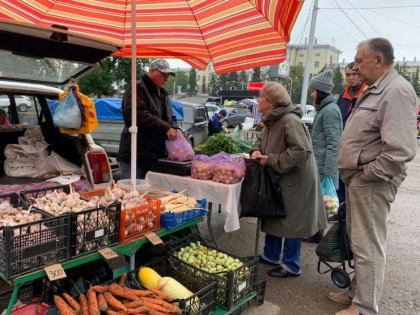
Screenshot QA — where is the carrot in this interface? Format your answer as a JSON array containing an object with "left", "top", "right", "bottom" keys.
[
  {"left": 148, "top": 309, "right": 167, "bottom": 315},
  {"left": 79, "top": 293, "right": 89, "bottom": 315},
  {"left": 126, "top": 306, "right": 149, "bottom": 314},
  {"left": 119, "top": 273, "right": 127, "bottom": 287},
  {"left": 63, "top": 292, "right": 81, "bottom": 314},
  {"left": 147, "top": 288, "right": 173, "bottom": 301},
  {"left": 141, "top": 301, "right": 173, "bottom": 313},
  {"left": 128, "top": 288, "right": 155, "bottom": 297},
  {"left": 91, "top": 285, "right": 108, "bottom": 293},
  {"left": 88, "top": 289, "right": 100, "bottom": 315},
  {"left": 54, "top": 295, "right": 76, "bottom": 315},
  {"left": 140, "top": 297, "right": 181, "bottom": 314},
  {"left": 98, "top": 293, "right": 108, "bottom": 311},
  {"left": 104, "top": 292, "right": 127, "bottom": 312},
  {"left": 123, "top": 300, "right": 143, "bottom": 308},
  {"left": 109, "top": 283, "right": 139, "bottom": 301},
  {"left": 105, "top": 310, "right": 125, "bottom": 315}
]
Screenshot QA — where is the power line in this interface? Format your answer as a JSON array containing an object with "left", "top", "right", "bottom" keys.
[
  {"left": 330, "top": 0, "right": 368, "bottom": 39},
  {"left": 318, "top": 10, "right": 359, "bottom": 43},
  {"left": 368, "top": 10, "right": 420, "bottom": 31},
  {"left": 320, "top": 4, "right": 420, "bottom": 10},
  {"left": 345, "top": 0, "right": 381, "bottom": 36},
  {"left": 292, "top": 0, "right": 313, "bottom": 46}
]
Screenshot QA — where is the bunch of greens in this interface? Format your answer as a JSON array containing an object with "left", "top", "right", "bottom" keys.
[{"left": 194, "top": 132, "right": 237, "bottom": 156}]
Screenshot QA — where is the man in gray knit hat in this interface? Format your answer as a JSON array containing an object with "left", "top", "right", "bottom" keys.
[{"left": 304, "top": 69, "right": 343, "bottom": 243}]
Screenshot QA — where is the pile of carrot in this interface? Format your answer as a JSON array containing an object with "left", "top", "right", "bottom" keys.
[{"left": 54, "top": 273, "right": 182, "bottom": 315}]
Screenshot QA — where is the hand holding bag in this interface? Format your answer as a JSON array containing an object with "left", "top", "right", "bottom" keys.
[{"left": 239, "top": 158, "right": 285, "bottom": 218}]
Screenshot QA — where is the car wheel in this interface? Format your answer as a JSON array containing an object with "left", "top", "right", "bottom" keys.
[
  {"left": 18, "top": 103, "right": 28, "bottom": 112},
  {"left": 222, "top": 120, "right": 229, "bottom": 128}
]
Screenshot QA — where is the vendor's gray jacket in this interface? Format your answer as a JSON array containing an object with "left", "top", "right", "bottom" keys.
[
  {"left": 252, "top": 104, "right": 327, "bottom": 238},
  {"left": 311, "top": 94, "right": 343, "bottom": 189}
]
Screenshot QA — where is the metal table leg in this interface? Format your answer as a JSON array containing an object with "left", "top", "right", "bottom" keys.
[
  {"left": 6, "top": 284, "right": 19, "bottom": 315},
  {"left": 207, "top": 202, "right": 218, "bottom": 248},
  {"left": 130, "top": 255, "right": 135, "bottom": 271},
  {"left": 255, "top": 218, "right": 261, "bottom": 256}
]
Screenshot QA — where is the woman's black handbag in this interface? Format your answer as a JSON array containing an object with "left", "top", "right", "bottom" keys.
[{"left": 240, "top": 158, "right": 285, "bottom": 218}]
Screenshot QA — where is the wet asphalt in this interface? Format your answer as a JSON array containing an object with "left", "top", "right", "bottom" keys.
[{"left": 195, "top": 141, "right": 420, "bottom": 315}]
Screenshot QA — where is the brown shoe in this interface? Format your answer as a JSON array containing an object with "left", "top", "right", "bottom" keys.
[
  {"left": 328, "top": 292, "right": 352, "bottom": 305},
  {"left": 335, "top": 304, "right": 360, "bottom": 315}
]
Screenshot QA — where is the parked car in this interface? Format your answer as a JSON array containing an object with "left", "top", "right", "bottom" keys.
[
  {"left": 205, "top": 103, "right": 220, "bottom": 118},
  {"left": 178, "top": 101, "right": 209, "bottom": 147},
  {"left": 0, "top": 94, "right": 32, "bottom": 112},
  {"left": 0, "top": 20, "right": 119, "bottom": 187},
  {"left": 302, "top": 110, "right": 316, "bottom": 131},
  {"left": 219, "top": 107, "right": 251, "bottom": 128}
]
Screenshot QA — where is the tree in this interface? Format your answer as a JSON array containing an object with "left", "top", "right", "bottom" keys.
[
  {"left": 79, "top": 58, "right": 116, "bottom": 98},
  {"left": 111, "top": 57, "right": 150, "bottom": 91},
  {"left": 239, "top": 70, "right": 248, "bottom": 90},
  {"left": 395, "top": 62, "right": 411, "bottom": 81},
  {"left": 209, "top": 73, "right": 221, "bottom": 96},
  {"left": 251, "top": 67, "right": 262, "bottom": 82},
  {"left": 174, "top": 70, "right": 189, "bottom": 93},
  {"left": 226, "top": 71, "right": 239, "bottom": 90},
  {"left": 283, "top": 65, "right": 304, "bottom": 104},
  {"left": 189, "top": 68, "right": 197, "bottom": 93},
  {"left": 412, "top": 67, "right": 420, "bottom": 96},
  {"left": 219, "top": 74, "right": 229, "bottom": 90},
  {"left": 332, "top": 65, "right": 345, "bottom": 95},
  {"left": 165, "top": 75, "right": 176, "bottom": 95}
]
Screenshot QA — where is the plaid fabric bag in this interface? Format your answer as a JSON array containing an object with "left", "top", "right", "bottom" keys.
[{"left": 316, "top": 219, "right": 353, "bottom": 263}]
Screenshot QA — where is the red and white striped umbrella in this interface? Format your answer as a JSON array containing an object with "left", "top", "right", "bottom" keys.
[{"left": 0, "top": 0, "right": 303, "bottom": 74}]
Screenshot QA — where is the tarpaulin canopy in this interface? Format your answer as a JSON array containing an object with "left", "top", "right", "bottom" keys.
[
  {"left": 0, "top": 0, "right": 303, "bottom": 74},
  {"left": 47, "top": 98, "right": 184, "bottom": 121}
]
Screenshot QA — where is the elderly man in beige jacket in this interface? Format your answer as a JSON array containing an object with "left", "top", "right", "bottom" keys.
[{"left": 328, "top": 38, "right": 418, "bottom": 315}]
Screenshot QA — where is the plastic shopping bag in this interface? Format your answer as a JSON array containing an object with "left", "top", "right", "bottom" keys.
[
  {"left": 231, "top": 126, "right": 252, "bottom": 153},
  {"left": 240, "top": 159, "right": 285, "bottom": 218},
  {"left": 321, "top": 176, "right": 339, "bottom": 215},
  {"left": 211, "top": 153, "right": 245, "bottom": 184},
  {"left": 191, "top": 155, "right": 214, "bottom": 180},
  {"left": 165, "top": 130, "right": 195, "bottom": 161},
  {"left": 53, "top": 87, "right": 82, "bottom": 129},
  {"left": 59, "top": 84, "right": 98, "bottom": 134}
]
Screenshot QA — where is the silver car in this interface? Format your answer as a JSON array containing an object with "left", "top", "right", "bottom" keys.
[{"left": 0, "top": 94, "right": 32, "bottom": 112}]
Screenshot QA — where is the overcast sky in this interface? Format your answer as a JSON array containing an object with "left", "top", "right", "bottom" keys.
[{"left": 167, "top": 0, "right": 420, "bottom": 69}]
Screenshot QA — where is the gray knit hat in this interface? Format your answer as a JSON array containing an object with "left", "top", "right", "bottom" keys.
[{"left": 309, "top": 69, "right": 334, "bottom": 94}]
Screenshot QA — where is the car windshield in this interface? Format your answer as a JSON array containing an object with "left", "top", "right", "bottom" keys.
[{"left": 0, "top": 49, "right": 89, "bottom": 85}]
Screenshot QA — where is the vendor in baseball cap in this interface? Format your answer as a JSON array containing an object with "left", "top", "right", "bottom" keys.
[{"left": 149, "top": 59, "right": 176, "bottom": 77}]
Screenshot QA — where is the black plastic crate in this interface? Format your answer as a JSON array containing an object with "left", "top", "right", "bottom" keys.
[
  {"left": 19, "top": 185, "right": 121, "bottom": 258},
  {"left": 0, "top": 193, "right": 71, "bottom": 279},
  {"left": 0, "top": 279, "right": 34, "bottom": 312},
  {"left": 130, "top": 256, "right": 217, "bottom": 315},
  {"left": 168, "top": 233, "right": 259, "bottom": 310},
  {"left": 231, "top": 278, "right": 266, "bottom": 315},
  {"left": 70, "top": 203, "right": 121, "bottom": 257}
]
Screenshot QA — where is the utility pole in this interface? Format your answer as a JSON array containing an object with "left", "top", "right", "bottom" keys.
[{"left": 300, "top": 0, "right": 318, "bottom": 109}]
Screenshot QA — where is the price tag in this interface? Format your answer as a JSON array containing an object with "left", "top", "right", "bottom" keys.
[
  {"left": 145, "top": 232, "right": 163, "bottom": 245},
  {"left": 44, "top": 264, "right": 66, "bottom": 281},
  {"left": 238, "top": 281, "right": 247, "bottom": 292},
  {"left": 99, "top": 247, "right": 119, "bottom": 260}
]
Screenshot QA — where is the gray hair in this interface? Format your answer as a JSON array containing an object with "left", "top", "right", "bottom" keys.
[{"left": 358, "top": 38, "right": 395, "bottom": 65}]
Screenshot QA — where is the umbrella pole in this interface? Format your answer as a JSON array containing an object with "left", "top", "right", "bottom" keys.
[{"left": 130, "top": 0, "right": 137, "bottom": 191}]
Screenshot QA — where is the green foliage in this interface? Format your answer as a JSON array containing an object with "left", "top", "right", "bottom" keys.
[
  {"left": 201, "top": 76, "right": 207, "bottom": 93},
  {"left": 194, "top": 132, "right": 237, "bottom": 156},
  {"left": 395, "top": 62, "right": 411, "bottom": 81},
  {"left": 239, "top": 71, "right": 248, "bottom": 90},
  {"left": 219, "top": 74, "right": 229, "bottom": 90},
  {"left": 189, "top": 68, "right": 197, "bottom": 93},
  {"left": 411, "top": 68, "right": 420, "bottom": 96},
  {"left": 175, "top": 70, "right": 189, "bottom": 92},
  {"left": 283, "top": 65, "right": 304, "bottom": 104},
  {"left": 251, "top": 67, "right": 262, "bottom": 82},
  {"left": 226, "top": 71, "right": 240, "bottom": 90},
  {"left": 209, "top": 73, "right": 220, "bottom": 96},
  {"left": 332, "top": 65, "right": 345, "bottom": 95},
  {"left": 165, "top": 75, "right": 176, "bottom": 95},
  {"left": 78, "top": 58, "right": 116, "bottom": 97},
  {"left": 111, "top": 57, "right": 150, "bottom": 90}
]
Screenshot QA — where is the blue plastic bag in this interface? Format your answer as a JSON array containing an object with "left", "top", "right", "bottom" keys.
[
  {"left": 321, "top": 176, "right": 339, "bottom": 215},
  {"left": 53, "top": 88, "right": 82, "bottom": 129}
]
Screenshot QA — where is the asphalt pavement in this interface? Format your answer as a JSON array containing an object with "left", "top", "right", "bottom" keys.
[{"left": 196, "top": 141, "right": 420, "bottom": 315}]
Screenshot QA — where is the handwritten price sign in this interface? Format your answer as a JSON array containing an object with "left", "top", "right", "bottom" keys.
[
  {"left": 44, "top": 264, "right": 66, "bottom": 281},
  {"left": 145, "top": 232, "right": 163, "bottom": 245},
  {"left": 98, "top": 247, "right": 119, "bottom": 260}
]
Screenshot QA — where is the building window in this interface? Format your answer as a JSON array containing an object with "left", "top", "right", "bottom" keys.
[
  {"left": 315, "top": 53, "right": 320, "bottom": 57},
  {"left": 299, "top": 54, "right": 304, "bottom": 57},
  {"left": 314, "top": 61, "right": 319, "bottom": 68},
  {"left": 298, "top": 62, "right": 303, "bottom": 67}
]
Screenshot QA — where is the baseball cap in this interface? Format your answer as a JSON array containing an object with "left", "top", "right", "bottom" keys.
[{"left": 149, "top": 59, "right": 176, "bottom": 76}]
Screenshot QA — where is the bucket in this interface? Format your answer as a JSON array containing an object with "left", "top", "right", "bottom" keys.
[{"left": 116, "top": 179, "right": 151, "bottom": 193}]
